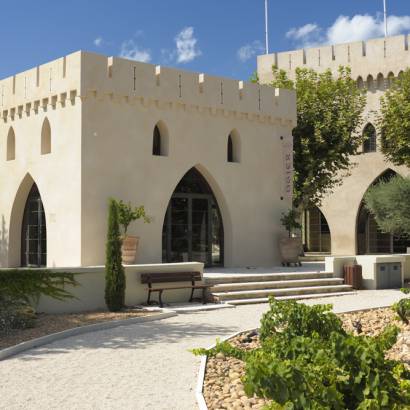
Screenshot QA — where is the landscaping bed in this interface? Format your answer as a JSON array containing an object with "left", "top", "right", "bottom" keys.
[
  {"left": 0, "top": 308, "right": 156, "bottom": 350},
  {"left": 202, "top": 307, "right": 410, "bottom": 410}
]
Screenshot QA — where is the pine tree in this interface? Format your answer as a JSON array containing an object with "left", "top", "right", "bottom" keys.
[{"left": 105, "top": 199, "right": 125, "bottom": 311}]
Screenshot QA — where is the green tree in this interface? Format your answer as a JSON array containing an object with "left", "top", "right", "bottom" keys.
[
  {"left": 105, "top": 199, "right": 125, "bottom": 312},
  {"left": 378, "top": 68, "right": 410, "bottom": 166},
  {"left": 364, "top": 175, "right": 410, "bottom": 237},
  {"left": 268, "top": 66, "right": 366, "bottom": 208}
]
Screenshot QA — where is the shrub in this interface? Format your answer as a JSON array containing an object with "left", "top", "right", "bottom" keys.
[
  {"left": 195, "top": 298, "right": 410, "bottom": 409},
  {"left": 105, "top": 198, "right": 126, "bottom": 312},
  {"left": 393, "top": 299, "right": 410, "bottom": 325},
  {"left": 259, "top": 298, "right": 345, "bottom": 341},
  {"left": 0, "top": 297, "right": 36, "bottom": 334},
  {"left": 0, "top": 269, "right": 78, "bottom": 334},
  {"left": 116, "top": 199, "right": 151, "bottom": 235}
]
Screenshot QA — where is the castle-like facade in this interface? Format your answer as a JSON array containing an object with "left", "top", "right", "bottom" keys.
[
  {"left": 258, "top": 34, "right": 410, "bottom": 256},
  {"left": 0, "top": 51, "right": 296, "bottom": 268}
]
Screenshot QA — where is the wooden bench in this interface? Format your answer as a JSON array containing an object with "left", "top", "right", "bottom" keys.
[{"left": 140, "top": 272, "right": 210, "bottom": 308}]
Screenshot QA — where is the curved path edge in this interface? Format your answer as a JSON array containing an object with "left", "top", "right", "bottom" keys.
[
  {"left": 0, "top": 310, "right": 177, "bottom": 361},
  {"left": 195, "top": 328, "right": 257, "bottom": 410}
]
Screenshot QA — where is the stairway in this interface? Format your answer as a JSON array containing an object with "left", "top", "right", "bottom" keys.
[
  {"left": 205, "top": 271, "right": 354, "bottom": 305},
  {"left": 299, "top": 252, "right": 330, "bottom": 262}
]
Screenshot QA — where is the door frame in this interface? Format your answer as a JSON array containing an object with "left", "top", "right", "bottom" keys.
[{"left": 163, "top": 192, "right": 224, "bottom": 267}]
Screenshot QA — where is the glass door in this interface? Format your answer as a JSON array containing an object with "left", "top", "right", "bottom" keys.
[{"left": 21, "top": 184, "right": 47, "bottom": 267}]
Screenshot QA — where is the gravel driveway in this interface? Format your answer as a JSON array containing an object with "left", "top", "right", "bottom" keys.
[{"left": 0, "top": 290, "right": 406, "bottom": 410}]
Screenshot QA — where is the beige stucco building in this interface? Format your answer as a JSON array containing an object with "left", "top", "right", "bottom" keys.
[
  {"left": 0, "top": 51, "right": 296, "bottom": 269},
  {"left": 258, "top": 34, "right": 410, "bottom": 256}
]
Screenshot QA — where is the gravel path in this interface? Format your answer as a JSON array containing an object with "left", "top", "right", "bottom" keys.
[{"left": 0, "top": 289, "right": 407, "bottom": 410}]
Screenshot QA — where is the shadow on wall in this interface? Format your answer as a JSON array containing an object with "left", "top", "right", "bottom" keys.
[{"left": 0, "top": 216, "right": 8, "bottom": 267}]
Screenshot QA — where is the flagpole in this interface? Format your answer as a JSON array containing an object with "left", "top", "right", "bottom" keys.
[
  {"left": 383, "top": 0, "right": 388, "bottom": 37},
  {"left": 265, "top": 0, "right": 269, "bottom": 54}
]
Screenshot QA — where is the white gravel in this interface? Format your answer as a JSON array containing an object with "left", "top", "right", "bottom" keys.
[{"left": 0, "top": 289, "right": 406, "bottom": 410}]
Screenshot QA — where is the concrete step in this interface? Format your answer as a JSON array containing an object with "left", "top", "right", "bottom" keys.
[
  {"left": 205, "top": 271, "right": 333, "bottom": 285},
  {"left": 212, "top": 284, "right": 353, "bottom": 302},
  {"left": 300, "top": 253, "right": 330, "bottom": 262},
  {"left": 225, "top": 291, "right": 357, "bottom": 305},
  {"left": 209, "top": 277, "right": 344, "bottom": 292}
]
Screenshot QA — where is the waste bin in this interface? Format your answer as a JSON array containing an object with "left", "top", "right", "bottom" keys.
[{"left": 343, "top": 265, "right": 362, "bottom": 289}]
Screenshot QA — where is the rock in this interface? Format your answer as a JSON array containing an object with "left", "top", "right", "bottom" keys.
[{"left": 216, "top": 352, "right": 226, "bottom": 360}]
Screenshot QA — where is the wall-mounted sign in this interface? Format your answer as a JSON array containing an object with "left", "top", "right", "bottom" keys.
[{"left": 281, "top": 136, "right": 293, "bottom": 200}]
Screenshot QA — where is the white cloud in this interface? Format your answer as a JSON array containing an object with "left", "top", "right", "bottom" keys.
[
  {"left": 174, "top": 27, "right": 201, "bottom": 63},
  {"left": 120, "top": 39, "right": 151, "bottom": 63},
  {"left": 286, "top": 14, "right": 410, "bottom": 48},
  {"left": 237, "top": 40, "right": 265, "bottom": 62},
  {"left": 94, "top": 37, "right": 103, "bottom": 47}
]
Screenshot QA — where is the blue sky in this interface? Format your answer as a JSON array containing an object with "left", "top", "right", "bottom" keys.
[{"left": 1, "top": 0, "right": 409, "bottom": 81}]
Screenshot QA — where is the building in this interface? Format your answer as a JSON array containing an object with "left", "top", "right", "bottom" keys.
[
  {"left": 257, "top": 34, "right": 410, "bottom": 256},
  {"left": 0, "top": 51, "right": 296, "bottom": 269}
]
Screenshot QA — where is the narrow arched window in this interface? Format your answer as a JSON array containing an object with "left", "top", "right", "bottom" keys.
[
  {"left": 366, "top": 75, "right": 374, "bottom": 91},
  {"left": 227, "top": 135, "right": 234, "bottom": 162},
  {"left": 6, "top": 127, "right": 15, "bottom": 161},
  {"left": 377, "top": 73, "right": 384, "bottom": 90},
  {"left": 227, "top": 131, "right": 240, "bottom": 163},
  {"left": 363, "top": 123, "right": 377, "bottom": 153},
  {"left": 387, "top": 72, "right": 395, "bottom": 88},
  {"left": 152, "top": 125, "right": 162, "bottom": 156},
  {"left": 41, "top": 118, "right": 51, "bottom": 155},
  {"left": 152, "top": 122, "right": 169, "bottom": 156}
]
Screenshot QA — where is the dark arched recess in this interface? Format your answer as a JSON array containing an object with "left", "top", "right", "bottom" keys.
[{"left": 162, "top": 168, "right": 224, "bottom": 266}]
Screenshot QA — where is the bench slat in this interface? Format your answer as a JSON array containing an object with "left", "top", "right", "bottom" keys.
[{"left": 141, "top": 272, "right": 202, "bottom": 284}]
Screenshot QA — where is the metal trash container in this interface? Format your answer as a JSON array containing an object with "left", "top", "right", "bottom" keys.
[{"left": 343, "top": 265, "right": 362, "bottom": 289}]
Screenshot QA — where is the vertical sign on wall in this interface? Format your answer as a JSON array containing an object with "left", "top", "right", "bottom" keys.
[{"left": 281, "top": 136, "right": 293, "bottom": 201}]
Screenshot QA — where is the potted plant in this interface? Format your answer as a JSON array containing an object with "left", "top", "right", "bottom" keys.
[
  {"left": 279, "top": 209, "right": 302, "bottom": 266},
  {"left": 116, "top": 200, "right": 151, "bottom": 264}
]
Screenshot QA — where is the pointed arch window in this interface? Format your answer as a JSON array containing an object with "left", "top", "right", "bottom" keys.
[
  {"left": 366, "top": 75, "right": 374, "bottom": 91},
  {"left": 6, "top": 127, "right": 15, "bottom": 161},
  {"left": 227, "top": 131, "right": 240, "bottom": 163},
  {"left": 152, "top": 122, "right": 168, "bottom": 156},
  {"left": 357, "top": 76, "right": 364, "bottom": 89},
  {"left": 41, "top": 118, "right": 51, "bottom": 155},
  {"left": 377, "top": 73, "right": 384, "bottom": 90},
  {"left": 363, "top": 123, "right": 377, "bottom": 153}
]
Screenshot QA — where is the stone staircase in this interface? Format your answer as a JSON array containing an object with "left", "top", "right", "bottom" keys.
[
  {"left": 205, "top": 271, "right": 353, "bottom": 305},
  {"left": 299, "top": 252, "right": 330, "bottom": 262}
]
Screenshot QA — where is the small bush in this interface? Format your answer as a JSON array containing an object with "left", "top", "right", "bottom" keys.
[
  {"left": 0, "top": 269, "right": 77, "bottom": 334},
  {"left": 259, "top": 298, "right": 345, "bottom": 341},
  {"left": 0, "top": 297, "right": 36, "bottom": 334},
  {"left": 393, "top": 299, "right": 410, "bottom": 324}
]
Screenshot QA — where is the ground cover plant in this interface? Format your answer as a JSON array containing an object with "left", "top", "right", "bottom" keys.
[
  {"left": 0, "top": 269, "right": 78, "bottom": 334},
  {"left": 194, "top": 298, "right": 410, "bottom": 409}
]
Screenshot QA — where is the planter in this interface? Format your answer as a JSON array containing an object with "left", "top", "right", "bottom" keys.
[
  {"left": 121, "top": 235, "right": 139, "bottom": 264},
  {"left": 279, "top": 236, "right": 302, "bottom": 266}
]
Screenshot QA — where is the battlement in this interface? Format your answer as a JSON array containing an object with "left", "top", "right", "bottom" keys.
[
  {"left": 0, "top": 51, "right": 296, "bottom": 125},
  {"left": 257, "top": 34, "right": 410, "bottom": 83}
]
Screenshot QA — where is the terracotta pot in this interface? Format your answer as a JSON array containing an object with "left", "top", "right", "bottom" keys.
[
  {"left": 121, "top": 235, "right": 140, "bottom": 265},
  {"left": 279, "top": 236, "right": 302, "bottom": 266}
]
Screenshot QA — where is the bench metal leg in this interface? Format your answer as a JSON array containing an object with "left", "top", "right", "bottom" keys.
[
  {"left": 189, "top": 287, "right": 195, "bottom": 303},
  {"left": 202, "top": 287, "right": 207, "bottom": 305},
  {"left": 158, "top": 290, "right": 164, "bottom": 308},
  {"left": 147, "top": 289, "right": 152, "bottom": 306}
]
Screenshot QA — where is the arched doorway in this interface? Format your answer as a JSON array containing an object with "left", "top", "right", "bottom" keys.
[
  {"left": 302, "top": 207, "right": 331, "bottom": 253},
  {"left": 162, "top": 168, "right": 224, "bottom": 266},
  {"left": 21, "top": 184, "right": 47, "bottom": 267},
  {"left": 356, "top": 169, "right": 410, "bottom": 254}
]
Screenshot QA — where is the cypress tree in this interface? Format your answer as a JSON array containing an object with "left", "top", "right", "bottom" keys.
[{"left": 105, "top": 199, "right": 125, "bottom": 311}]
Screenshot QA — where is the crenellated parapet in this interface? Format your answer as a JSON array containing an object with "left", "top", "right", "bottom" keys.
[
  {"left": 257, "top": 34, "right": 410, "bottom": 84},
  {"left": 0, "top": 51, "right": 296, "bottom": 126}
]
